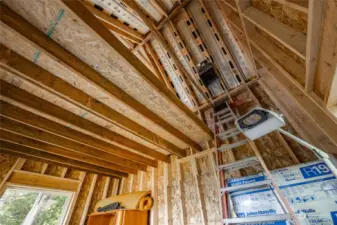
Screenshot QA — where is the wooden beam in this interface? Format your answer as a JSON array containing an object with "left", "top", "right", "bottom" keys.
[
  {"left": 79, "top": 174, "right": 98, "bottom": 225},
  {"left": 0, "top": 131, "right": 131, "bottom": 176},
  {"left": 242, "top": 6, "right": 306, "bottom": 59},
  {"left": 144, "top": 43, "right": 176, "bottom": 92},
  {"left": 126, "top": 0, "right": 211, "bottom": 107},
  {"left": 0, "top": 101, "right": 157, "bottom": 168},
  {"left": 0, "top": 116, "right": 146, "bottom": 172},
  {"left": 0, "top": 145, "right": 123, "bottom": 178},
  {"left": 97, "top": 17, "right": 141, "bottom": 43},
  {"left": 1, "top": 3, "right": 206, "bottom": 150},
  {"left": 143, "top": 43, "right": 165, "bottom": 81},
  {"left": 304, "top": 0, "right": 325, "bottom": 92},
  {"left": 149, "top": 0, "right": 168, "bottom": 17},
  {"left": 0, "top": 44, "right": 185, "bottom": 158},
  {"left": 7, "top": 170, "right": 80, "bottom": 192},
  {"left": 150, "top": 167, "right": 158, "bottom": 225},
  {"left": 0, "top": 80, "right": 170, "bottom": 163},
  {"left": 82, "top": 1, "right": 144, "bottom": 41}
]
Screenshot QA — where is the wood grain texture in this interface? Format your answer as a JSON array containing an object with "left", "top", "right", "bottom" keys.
[{"left": 1, "top": 1, "right": 211, "bottom": 149}]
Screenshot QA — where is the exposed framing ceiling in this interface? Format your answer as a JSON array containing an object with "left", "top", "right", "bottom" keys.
[{"left": 1, "top": 0, "right": 337, "bottom": 180}]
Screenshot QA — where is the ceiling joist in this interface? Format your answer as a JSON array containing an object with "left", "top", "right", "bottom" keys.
[{"left": 1, "top": 2, "right": 210, "bottom": 151}]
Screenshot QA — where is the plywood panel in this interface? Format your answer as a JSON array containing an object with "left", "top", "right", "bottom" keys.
[
  {"left": 196, "top": 156, "right": 221, "bottom": 225},
  {"left": 181, "top": 162, "right": 203, "bottom": 225}
]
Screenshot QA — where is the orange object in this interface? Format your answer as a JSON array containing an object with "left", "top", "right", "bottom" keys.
[{"left": 88, "top": 209, "right": 148, "bottom": 225}]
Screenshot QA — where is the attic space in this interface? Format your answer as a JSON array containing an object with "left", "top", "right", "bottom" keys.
[{"left": 1, "top": 0, "right": 337, "bottom": 225}]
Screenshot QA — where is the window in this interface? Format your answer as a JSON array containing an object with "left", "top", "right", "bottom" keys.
[
  {"left": 123, "top": 21, "right": 129, "bottom": 26},
  {"left": 201, "top": 8, "right": 205, "bottom": 13},
  {"left": 0, "top": 186, "right": 73, "bottom": 225},
  {"left": 176, "top": 93, "right": 180, "bottom": 99},
  {"left": 186, "top": 20, "right": 191, "bottom": 26},
  {"left": 174, "top": 32, "right": 178, "bottom": 36},
  {"left": 192, "top": 67, "right": 197, "bottom": 74},
  {"left": 214, "top": 33, "right": 220, "bottom": 41},
  {"left": 167, "top": 52, "right": 171, "bottom": 58},
  {"left": 173, "top": 64, "right": 177, "bottom": 70},
  {"left": 207, "top": 20, "right": 212, "bottom": 27}
]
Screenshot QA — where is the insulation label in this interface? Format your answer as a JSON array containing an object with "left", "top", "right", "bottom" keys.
[{"left": 227, "top": 160, "right": 337, "bottom": 225}]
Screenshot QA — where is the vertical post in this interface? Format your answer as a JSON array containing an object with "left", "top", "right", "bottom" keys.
[
  {"left": 150, "top": 167, "right": 158, "bottom": 225},
  {"left": 164, "top": 161, "right": 172, "bottom": 225},
  {"left": 79, "top": 173, "right": 97, "bottom": 225},
  {"left": 190, "top": 158, "right": 207, "bottom": 225}
]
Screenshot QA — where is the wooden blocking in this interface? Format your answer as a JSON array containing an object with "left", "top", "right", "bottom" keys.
[{"left": 7, "top": 170, "right": 80, "bottom": 191}]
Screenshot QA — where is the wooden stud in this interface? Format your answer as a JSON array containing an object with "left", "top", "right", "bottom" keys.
[
  {"left": 79, "top": 174, "right": 98, "bottom": 225},
  {"left": 164, "top": 161, "right": 173, "bottom": 225},
  {"left": 150, "top": 167, "right": 158, "bottom": 225},
  {"left": 0, "top": 158, "right": 25, "bottom": 190},
  {"left": 63, "top": 172, "right": 86, "bottom": 225},
  {"left": 305, "top": 0, "right": 325, "bottom": 92},
  {"left": 40, "top": 163, "right": 48, "bottom": 174},
  {"left": 102, "top": 177, "right": 111, "bottom": 199}
]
